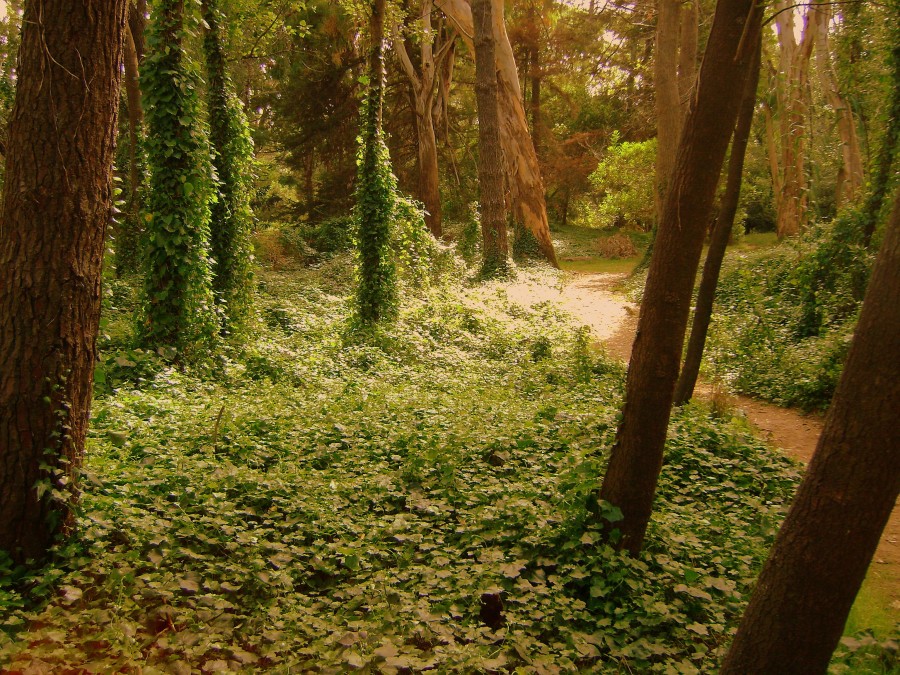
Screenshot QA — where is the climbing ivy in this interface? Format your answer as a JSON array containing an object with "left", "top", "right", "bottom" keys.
[
  {"left": 202, "top": 0, "right": 255, "bottom": 333},
  {"left": 354, "top": 40, "right": 398, "bottom": 325},
  {"left": 139, "top": 0, "right": 218, "bottom": 360}
]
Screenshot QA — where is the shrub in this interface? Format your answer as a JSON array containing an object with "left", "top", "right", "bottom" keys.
[
  {"left": 594, "top": 232, "right": 638, "bottom": 258},
  {"left": 585, "top": 135, "right": 657, "bottom": 230}
]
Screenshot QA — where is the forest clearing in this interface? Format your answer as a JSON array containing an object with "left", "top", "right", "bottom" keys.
[{"left": 0, "top": 0, "right": 898, "bottom": 672}]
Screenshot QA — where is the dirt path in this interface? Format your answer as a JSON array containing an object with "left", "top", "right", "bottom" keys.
[{"left": 504, "top": 270, "right": 900, "bottom": 617}]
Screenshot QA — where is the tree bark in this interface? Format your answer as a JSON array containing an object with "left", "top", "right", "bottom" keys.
[
  {"left": 721, "top": 190, "right": 900, "bottom": 674},
  {"left": 0, "top": 0, "right": 128, "bottom": 563},
  {"left": 653, "top": 0, "right": 682, "bottom": 220},
  {"left": 394, "top": 0, "right": 452, "bottom": 239},
  {"left": 440, "top": 0, "right": 558, "bottom": 267},
  {"left": 812, "top": 3, "right": 863, "bottom": 207},
  {"left": 770, "top": 0, "right": 815, "bottom": 239},
  {"left": 677, "top": 0, "right": 698, "bottom": 124},
  {"left": 674, "top": 36, "right": 761, "bottom": 406},
  {"left": 595, "top": 0, "right": 763, "bottom": 555},
  {"left": 472, "top": 0, "right": 508, "bottom": 274},
  {"left": 124, "top": 19, "right": 144, "bottom": 215}
]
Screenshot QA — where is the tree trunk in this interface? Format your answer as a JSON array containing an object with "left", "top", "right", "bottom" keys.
[
  {"left": 124, "top": 20, "right": 144, "bottom": 214},
  {"left": 440, "top": 0, "right": 558, "bottom": 267},
  {"left": 812, "top": 3, "right": 863, "bottom": 206},
  {"left": 472, "top": 0, "right": 508, "bottom": 274},
  {"left": 653, "top": 0, "right": 681, "bottom": 220},
  {"left": 0, "top": 0, "right": 128, "bottom": 563},
  {"left": 721, "top": 191, "right": 900, "bottom": 674},
  {"left": 771, "top": 0, "right": 815, "bottom": 239},
  {"left": 530, "top": 41, "right": 541, "bottom": 156},
  {"left": 595, "top": 0, "right": 763, "bottom": 555},
  {"left": 674, "top": 36, "right": 761, "bottom": 406},
  {"left": 395, "top": 0, "right": 447, "bottom": 239},
  {"left": 677, "top": 0, "right": 699, "bottom": 124}
]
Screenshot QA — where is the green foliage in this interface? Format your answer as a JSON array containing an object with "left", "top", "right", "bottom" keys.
[
  {"left": 354, "top": 63, "right": 398, "bottom": 325},
  {"left": 584, "top": 136, "right": 657, "bottom": 230},
  {"left": 704, "top": 214, "right": 875, "bottom": 409},
  {"left": 139, "top": 0, "right": 219, "bottom": 360},
  {"left": 1, "top": 254, "right": 823, "bottom": 673},
  {"left": 204, "top": 0, "right": 256, "bottom": 333}
]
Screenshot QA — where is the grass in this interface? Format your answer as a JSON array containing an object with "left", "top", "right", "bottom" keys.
[{"left": 559, "top": 256, "right": 641, "bottom": 275}]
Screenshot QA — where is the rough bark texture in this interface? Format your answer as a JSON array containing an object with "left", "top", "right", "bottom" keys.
[
  {"left": 440, "top": 0, "right": 558, "bottom": 267},
  {"left": 472, "top": 0, "right": 508, "bottom": 274},
  {"left": 0, "top": 0, "right": 128, "bottom": 563},
  {"left": 674, "top": 36, "right": 761, "bottom": 406},
  {"left": 721, "top": 191, "right": 900, "bottom": 674},
  {"left": 769, "top": 0, "right": 815, "bottom": 239},
  {"left": 596, "top": 0, "right": 762, "bottom": 555},
  {"left": 653, "top": 0, "right": 682, "bottom": 220},
  {"left": 812, "top": 4, "right": 863, "bottom": 207}
]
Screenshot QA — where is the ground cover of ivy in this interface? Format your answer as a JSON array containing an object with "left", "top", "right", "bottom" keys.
[{"left": 0, "top": 256, "right": 807, "bottom": 673}]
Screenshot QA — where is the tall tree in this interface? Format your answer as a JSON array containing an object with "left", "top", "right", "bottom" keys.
[
  {"left": 355, "top": 0, "right": 398, "bottom": 323},
  {"left": 395, "top": 0, "right": 455, "bottom": 239},
  {"left": 674, "top": 36, "right": 762, "bottom": 406},
  {"left": 653, "top": 0, "right": 682, "bottom": 219},
  {"left": 202, "top": 0, "right": 255, "bottom": 332},
  {"left": 472, "top": 0, "right": 509, "bottom": 275},
  {"left": 440, "top": 0, "right": 559, "bottom": 267},
  {"left": 811, "top": 3, "right": 863, "bottom": 207},
  {"left": 0, "top": 0, "right": 129, "bottom": 563},
  {"left": 765, "top": 0, "right": 815, "bottom": 239},
  {"left": 721, "top": 191, "right": 900, "bottom": 674},
  {"left": 140, "top": 0, "right": 218, "bottom": 358},
  {"left": 593, "top": 0, "right": 763, "bottom": 554}
]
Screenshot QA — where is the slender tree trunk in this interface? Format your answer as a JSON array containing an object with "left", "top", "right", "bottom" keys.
[
  {"left": 124, "top": 21, "right": 144, "bottom": 213},
  {"left": 812, "top": 4, "right": 863, "bottom": 206},
  {"left": 594, "top": 0, "right": 763, "bottom": 555},
  {"left": 0, "top": 0, "right": 128, "bottom": 563},
  {"left": 771, "top": 0, "right": 815, "bottom": 239},
  {"left": 653, "top": 0, "right": 681, "bottom": 220},
  {"left": 677, "top": 0, "right": 698, "bottom": 124},
  {"left": 395, "top": 0, "right": 446, "bottom": 238},
  {"left": 440, "top": 0, "right": 558, "bottom": 267},
  {"left": 674, "top": 36, "right": 761, "bottom": 406},
  {"left": 530, "top": 42, "right": 541, "bottom": 156},
  {"left": 721, "top": 191, "right": 900, "bottom": 674},
  {"left": 472, "top": 0, "right": 508, "bottom": 275}
]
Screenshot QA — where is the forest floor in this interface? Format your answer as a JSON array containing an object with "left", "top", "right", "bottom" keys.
[{"left": 498, "top": 269, "right": 900, "bottom": 634}]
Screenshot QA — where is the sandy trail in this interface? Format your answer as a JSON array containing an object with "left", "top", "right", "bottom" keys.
[{"left": 502, "top": 270, "right": 899, "bottom": 615}]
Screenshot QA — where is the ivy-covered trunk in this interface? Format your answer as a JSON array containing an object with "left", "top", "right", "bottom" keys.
[
  {"left": 202, "top": 0, "right": 255, "bottom": 333},
  {"left": 0, "top": 0, "right": 128, "bottom": 563},
  {"left": 355, "top": 0, "right": 398, "bottom": 324},
  {"left": 140, "top": 0, "right": 218, "bottom": 358}
]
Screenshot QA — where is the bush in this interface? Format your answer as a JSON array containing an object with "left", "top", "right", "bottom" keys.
[
  {"left": 594, "top": 232, "right": 638, "bottom": 258},
  {"left": 584, "top": 135, "right": 656, "bottom": 230}
]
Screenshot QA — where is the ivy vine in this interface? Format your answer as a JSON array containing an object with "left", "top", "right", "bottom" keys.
[
  {"left": 139, "top": 0, "right": 219, "bottom": 360},
  {"left": 203, "top": 0, "right": 255, "bottom": 333}
]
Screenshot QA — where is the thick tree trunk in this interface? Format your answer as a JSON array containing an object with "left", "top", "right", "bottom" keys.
[
  {"left": 721, "top": 191, "right": 900, "bottom": 674},
  {"left": 595, "top": 0, "right": 762, "bottom": 555},
  {"left": 812, "top": 4, "right": 863, "bottom": 207},
  {"left": 0, "top": 0, "right": 128, "bottom": 563},
  {"left": 416, "top": 111, "right": 443, "bottom": 237},
  {"left": 674, "top": 36, "right": 761, "bottom": 406},
  {"left": 440, "top": 0, "right": 558, "bottom": 267},
  {"left": 472, "top": 0, "right": 508, "bottom": 274}
]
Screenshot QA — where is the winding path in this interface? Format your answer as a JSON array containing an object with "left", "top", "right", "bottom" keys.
[{"left": 504, "top": 270, "right": 899, "bottom": 619}]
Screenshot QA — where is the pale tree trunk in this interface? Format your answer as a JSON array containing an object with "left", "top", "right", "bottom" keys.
[
  {"left": 812, "top": 4, "right": 864, "bottom": 206},
  {"left": 395, "top": 0, "right": 455, "bottom": 238},
  {"left": 722, "top": 191, "right": 900, "bottom": 674},
  {"left": 432, "top": 38, "right": 456, "bottom": 144},
  {"left": 654, "top": 0, "right": 681, "bottom": 219},
  {"left": 472, "top": 0, "right": 508, "bottom": 274},
  {"left": 0, "top": 0, "right": 128, "bottom": 563},
  {"left": 439, "top": 0, "right": 559, "bottom": 267},
  {"left": 594, "top": 0, "right": 763, "bottom": 555},
  {"left": 771, "top": 0, "right": 815, "bottom": 239}
]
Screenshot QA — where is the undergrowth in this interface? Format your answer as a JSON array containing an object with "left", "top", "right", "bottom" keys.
[{"left": 1, "top": 252, "right": 882, "bottom": 673}]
